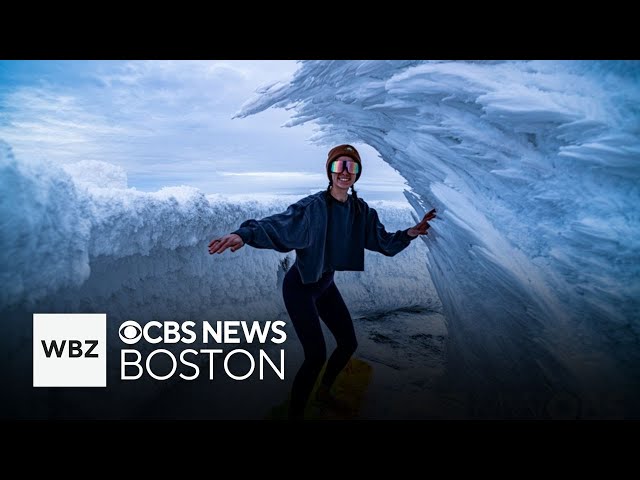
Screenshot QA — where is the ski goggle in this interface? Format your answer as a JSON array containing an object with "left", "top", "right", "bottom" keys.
[{"left": 329, "top": 159, "right": 361, "bottom": 175}]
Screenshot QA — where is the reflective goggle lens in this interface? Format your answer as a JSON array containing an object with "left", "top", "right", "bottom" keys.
[{"left": 330, "top": 160, "right": 360, "bottom": 175}]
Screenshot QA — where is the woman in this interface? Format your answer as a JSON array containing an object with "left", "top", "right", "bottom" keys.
[{"left": 208, "top": 144, "right": 436, "bottom": 419}]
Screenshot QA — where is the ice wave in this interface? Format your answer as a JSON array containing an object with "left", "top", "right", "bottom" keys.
[{"left": 237, "top": 60, "right": 640, "bottom": 416}]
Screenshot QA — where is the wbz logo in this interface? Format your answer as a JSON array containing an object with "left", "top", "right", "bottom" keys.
[
  {"left": 41, "top": 339, "right": 99, "bottom": 358},
  {"left": 33, "top": 314, "right": 106, "bottom": 387}
]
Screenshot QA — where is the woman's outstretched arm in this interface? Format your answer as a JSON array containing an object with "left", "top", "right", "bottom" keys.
[
  {"left": 365, "top": 204, "right": 437, "bottom": 256},
  {"left": 208, "top": 201, "right": 310, "bottom": 255}
]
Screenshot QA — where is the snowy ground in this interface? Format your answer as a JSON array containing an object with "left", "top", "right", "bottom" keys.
[{"left": 356, "top": 308, "right": 448, "bottom": 419}]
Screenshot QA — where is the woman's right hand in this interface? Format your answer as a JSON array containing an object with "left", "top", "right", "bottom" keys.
[{"left": 208, "top": 234, "right": 245, "bottom": 255}]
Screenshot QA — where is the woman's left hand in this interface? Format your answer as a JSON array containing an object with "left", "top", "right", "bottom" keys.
[{"left": 407, "top": 208, "right": 437, "bottom": 237}]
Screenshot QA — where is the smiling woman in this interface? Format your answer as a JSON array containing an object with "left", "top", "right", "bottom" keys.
[{"left": 208, "top": 144, "right": 437, "bottom": 419}]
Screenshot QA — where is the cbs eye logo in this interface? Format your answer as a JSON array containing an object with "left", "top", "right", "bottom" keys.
[{"left": 119, "top": 320, "right": 142, "bottom": 344}]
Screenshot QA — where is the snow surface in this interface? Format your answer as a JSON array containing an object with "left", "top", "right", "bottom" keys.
[{"left": 237, "top": 60, "right": 640, "bottom": 416}]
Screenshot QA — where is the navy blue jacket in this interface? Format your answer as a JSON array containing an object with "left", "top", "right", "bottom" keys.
[{"left": 232, "top": 190, "right": 416, "bottom": 284}]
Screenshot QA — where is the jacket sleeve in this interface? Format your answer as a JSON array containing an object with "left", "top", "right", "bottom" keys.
[
  {"left": 231, "top": 201, "right": 310, "bottom": 253},
  {"left": 364, "top": 203, "right": 415, "bottom": 257}
]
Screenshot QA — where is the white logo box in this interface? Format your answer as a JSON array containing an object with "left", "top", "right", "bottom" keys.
[{"left": 33, "top": 313, "right": 107, "bottom": 387}]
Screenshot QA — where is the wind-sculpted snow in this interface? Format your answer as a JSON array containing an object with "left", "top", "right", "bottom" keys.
[
  {"left": 0, "top": 140, "right": 436, "bottom": 324},
  {"left": 237, "top": 60, "right": 640, "bottom": 417}
]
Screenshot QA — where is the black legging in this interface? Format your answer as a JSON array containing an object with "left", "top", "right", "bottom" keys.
[{"left": 282, "top": 263, "right": 358, "bottom": 418}]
